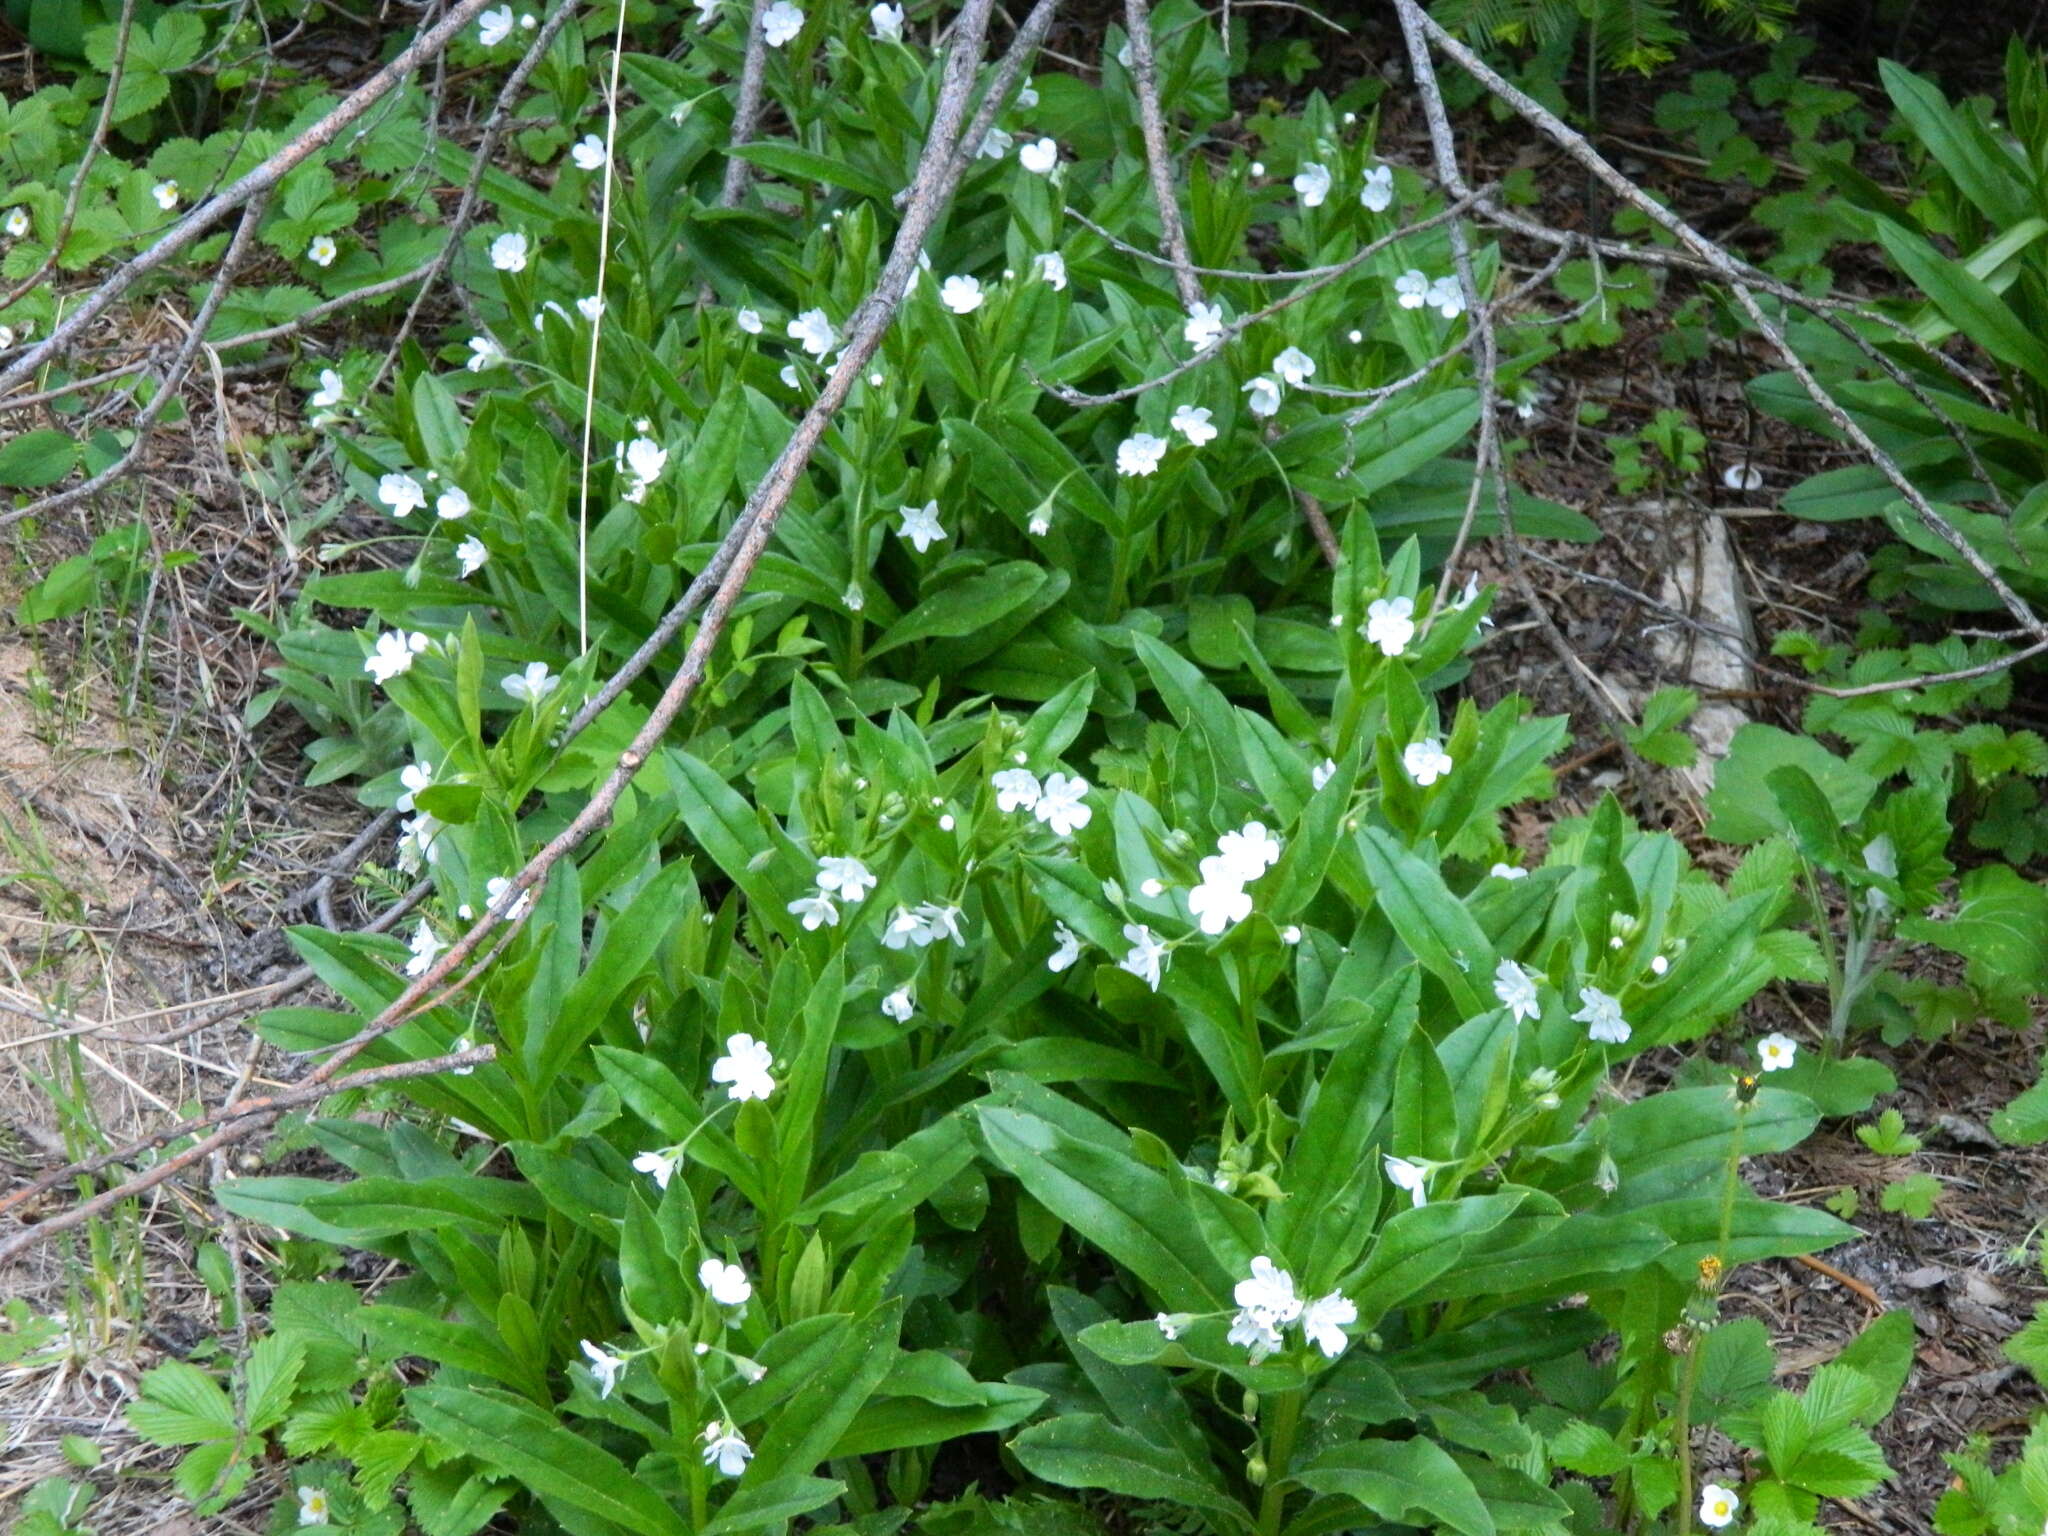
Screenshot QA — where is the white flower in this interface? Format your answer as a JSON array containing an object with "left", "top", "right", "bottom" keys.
[
  {"left": 1722, "top": 462, "right": 1764, "bottom": 492},
  {"left": 402, "top": 918, "right": 444, "bottom": 978},
  {"left": 912, "top": 902, "right": 966, "bottom": 945},
  {"left": 993, "top": 767, "right": 1042, "bottom": 813},
  {"left": 456, "top": 536, "right": 490, "bottom": 577},
  {"left": 297, "top": 1487, "right": 331, "bottom": 1526},
  {"left": 1034, "top": 772, "right": 1091, "bottom": 836},
  {"left": 1234, "top": 1255, "right": 1303, "bottom": 1325},
  {"left": 1293, "top": 162, "right": 1331, "bottom": 208},
  {"left": 576, "top": 293, "right": 604, "bottom": 322},
  {"left": 1757, "top": 1032, "right": 1798, "bottom": 1072},
  {"left": 1215, "top": 822, "right": 1281, "bottom": 881},
  {"left": 151, "top": 180, "right": 179, "bottom": 211},
  {"left": 1188, "top": 856, "right": 1252, "bottom": 936},
  {"left": 785, "top": 310, "right": 838, "bottom": 362},
  {"left": 736, "top": 307, "right": 763, "bottom": 334},
  {"left": 365, "top": 629, "right": 429, "bottom": 685},
  {"left": 571, "top": 134, "right": 608, "bottom": 171},
  {"left": 624, "top": 436, "right": 668, "bottom": 486},
  {"left": 1118, "top": 922, "right": 1167, "bottom": 990},
  {"left": 1242, "top": 375, "right": 1282, "bottom": 417},
  {"left": 396, "top": 812, "right": 443, "bottom": 871},
  {"left": 882, "top": 984, "right": 915, "bottom": 1022},
  {"left": 700, "top": 1258, "right": 752, "bottom": 1307},
  {"left": 1116, "top": 432, "right": 1169, "bottom": 477},
  {"left": 396, "top": 760, "right": 433, "bottom": 813},
  {"left": 309, "top": 368, "right": 345, "bottom": 409},
  {"left": 1448, "top": 571, "right": 1492, "bottom": 624},
  {"left": 466, "top": 334, "right": 505, "bottom": 372},
  {"left": 870, "top": 1, "right": 905, "bottom": 39},
  {"left": 897, "top": 499, "right": 946, "bottom": 553},
  {"left": 880, "top": 906, "right": 925, "bottom": 950},
  {"left": 939, "top": 274, "right": 985, "bottom": 314},
  {"left": 1139, "top": 878, "right": 1165, "bottom": 898},
  {"left": 1281, "top": 924, "right": 1302, "bottom": 944},
  {"left": 1028, "top": 512, "right": 1051, "bottom": 536},
  {"left": 1489, "top": 862, "right": 1528, "bottom": 881},
  {"left": 815, "top": 856, "right": 876, "bottom": 902},
  {"left": 1573, "top": 986, "right": 1631, "bottom": 1045},
  {"left": 1300, "top": 1291, "right": 1357, "bottom": 1358},
  {"left": 1698, "top": 1485, "right": 1739, "bottom": 1530},
  {"left": 1155, "top": 1312, "right": 1181, "bottom": 1341},
  {"left": 702, "top": 1420, "right": 753, "bottom": 1479},
  {"left": 489, "top": 230, "right": 528, "bottom": 272},
  {"left": 1394, "top": 269, "right": 1430, "bottom": 309},
  {"left": 1227, "top": 1308, "right": 1284, "bottom": 1361},
  {"left": 3, "top": 207, "right": 28, "bottom": 238},
  {"left": 1310, "top": 758, "right": 1337, "bottom": 790},
  {"left": 1049, "top": 923, "right": 1083, "bottom": 972},
  {"left": 478, "top": 4, "right": 515, "bottom": 43},
  {"left": 762, "top": 0, "right": 804, "bottom": 44},
  {"left": 1363, "top": 595, "right": 1415, "bottom": 656},
  {"left": 435, "top": 486, "right": 471, "bottom": 521},
  {"left": 378, "top": 472, "right": 426, "bottom": 517},
  {"left": 786, "top": 890, "right": 839, "bottom": 930},
  {"left": 503, "top": 661, "right": 559, "bottom": 705},
  {"left": 1184, "top": 301, "right": 1226, "bottom": 351},
  {"left": 1169, "top": 404, "right": 1217, "bottom": 446},
  {"left": 1034, "top": 251, "right": 1067, "bottom": 290},
  {"left": 692, "top": 0, "right": 720, "bottom": 22},
  {"left": 1493, "top": 959, "right": 1540, "bottom": 1022},
  {"left": 1403, "top": 739, "right": 1453, "bottom": 786},
  {"left": 1018, "top": 136, "right": 1060, "bottom": 175},
  {"left": 633, "top": 1147, "right": 681, "bottom": 1189},
  {"left": 1360, "top": 163, "right": 1394, "bottom": 212},
  {"left": 1427, "top": 275, "right": 1467, "bottom": 319},
  {"left": 1272, "top": 347, "right": 1316, "bottom": 387},
  {"left": 1384, "top": 1154, "right": 1428, "bottom": 1207},
  {"left": 712, "top": 1033, "right": 775, "bottom": 1101},
  {"left": 581, "top": 1340, "right": 627, "bottom": 1398},
  {"left": 307, "top": 234, "right": 338, "bottom": 267},
  {"left": 485, "top": 875, "right": 531, "bottom": 921},
  {"left": 1650, "top": 954, "right": 1669, "bottom": 976}
]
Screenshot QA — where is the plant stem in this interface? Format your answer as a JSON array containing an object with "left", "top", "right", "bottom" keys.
[
  {"left": 1255, "top": 1389, "right": 1303, "bottom": 1536},
  {"left": 1673, "top": 1332, "right": 1704, "bottom": 1536}
]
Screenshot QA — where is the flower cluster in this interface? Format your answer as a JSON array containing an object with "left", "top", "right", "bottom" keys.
[
  {"left": 1394, "top": 267, "right": 1468, "bottom": 319},
  {"left": 787, "top": 854, "right": 876, "bottom": 931},
  {"left": 1186, "top": 820, "right": 1282, "bottom": 936},
  {"left": 881, "top": 901, "right": 966, "bottom": 950},
  {"left": 1220, "top": 1255, "right": 1356, "bottom": 1362},
  {"left": 990, "top": 766, "right": 1092, "bottom": 838}
]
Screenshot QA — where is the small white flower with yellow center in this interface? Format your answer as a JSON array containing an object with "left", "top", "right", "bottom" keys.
[
  {"left": 297, "top": 1487, "right": 331, "bottom": 1526},
  {"left": 151, "top": 180, "right": 180, "bottom": 211},
  {"left": 1697, "top": 1484, "right": 1739, "bottom": 1530},
  {"left": 3, "top": 207, "right": 29, "bottom": 238},
  {"left": 307, "top": 234, "right": 338, "bottom": 267},
  {"left": 1757, "top": 1032, "right": 1798, "bottom": 1072}
]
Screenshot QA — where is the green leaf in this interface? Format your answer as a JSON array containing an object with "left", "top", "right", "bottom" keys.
[
  {"left": 1009, "top": 1414, "right": 1251, "bottom": 1527},
  {"left": 732, "top": 141, "right": 897, "bottom": 201},
  {"left": 870, "top": 563, "right": 1048, "bottom": 657},
  {"left": 1354, "top": 828, "right": 1490, "bottom": 1016},
  {"left": 1693, "top": 1318, "right": 1776, "bottom": 1426},
  {"left": 1706, "top": 726, "right": 1878, "bottom": 845},
  {"left": 1901, "top": 865, "right": 2048, "bottom": 992},
  {"left": 704, "top": 1477, "right": 847, "bottom": 1535},
  {"left": 126, "top": 1361, "right": 235, "bottom": 1447},
  {"left": 242, "top": 1334, "right": 305, "bottom": 1435},
  {"left": 0, "top": 428, "right": 79, "bottom": 488},
  {"left": 1293, "top": 1437, "right": 1495, "bottom": 1536}
]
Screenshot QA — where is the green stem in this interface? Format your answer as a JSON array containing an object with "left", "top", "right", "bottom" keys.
[
  {"left": 1674, "top": 1335, "right": 1704, "bottom": 1536},
  {"left": 1255, "top": 1389, "right": 1304, "bottom": 1536}
]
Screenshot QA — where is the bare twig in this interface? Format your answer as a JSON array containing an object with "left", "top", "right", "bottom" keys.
[
  {"left": 1122, "top": 0, "right": 1202, "bottom": 310},
  {"left": 719, "top": 0, "right": 777, "bottom": 209}
]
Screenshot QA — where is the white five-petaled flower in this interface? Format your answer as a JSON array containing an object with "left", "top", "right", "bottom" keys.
[
  {"left": 736, "top": 307, "right": 763, "bottom": 334},
  {"left": 1184, "top": 301, "right": 1225, "bottom": 351},
  {"left": 1300, "top": 1291, "right": 1357, "bottom": 1358},
  {"left": 1243, "top": 375, "right": 1282, "bottom": 417},
  {"left": 1155, "top": 1312, "right": 1182, "bottom": 1341},
  {"left": 1426, "top": 275, "right": 1467, "bottom": 319},
  {"left": 1360, "top": 163, "right": 1394, "bottom": 212},
  {"left": 1188, "top": 855, "right": 1253, "bottom": 936},
  {"left": 309, "top": 369, "right": 345, "bottom": 410},
  {"left": 1574, "top": 986, "right": 1631, "bottom": 1045},
  {"left": 396, "top": 760, "right": 433, "bottom": 813},
  {"left": 365, "top": 630, "right": 430, "bottom": 685},
  {"left": 1227, "top": 1307, "right": 1284, "bottom": 1361},
  {"left": 1757, "top": 1032, "right": 1798, "bottom": 1072},
  {"left": 788, "top": 308, "right": 836, "bottom": 357},
  {"left": 1116, "top": 432, "right": 1169, "bottom": 477},
  {"left": 1293, "top": 162, "right": 1331, "bottom": 208},
  {"left": 978, "top": 127, "right": 1014, "bottom": 161},
  {"left": 897, "top": 499, "right": 946, "bottom": 553},
  {"left": 403, "top": 918, "right": 444, "bottom": 978},
  {"left": 478, "top": 5, "right": 516, "bottom": 43},
  {"left": 633, "top": 1147, "right": 681, "bottom": 1189},
  {"left": 700, "top": 1258, "right": 752, "bottom": 1307},
  {"left": 466, "top": 334, "right": 505, "bottom": 372},
  {"left": 1234, "top": 1255, "right": 1303, "bottom": 1329},
  {"left": 489, "top": 230, "right": 528, "bottom": 272},
  {"left": 1215, "top": 822, "right": 1282, "bottom": 882},
  {"left": 1272, "top": 347, "right": 1316, "bottom": 387},
  {"left": 580, "top": 1340, "right": 627, "bottom": 1398},
  {"left": 1722, "top": 462, "right": 1765, "bottom": 492},
  {"left": 435, "top": 486, "right": 471, "bottom": 521},
  {"left": 1019, "top": 136, "right": 1059, "bottom": 175},
  {"left": 1384, "top": 1154, "right": 1428, "bottom": 1207},
  {"left": 815, "top": 855, "right": 876, "bottom": 902},
  {"left": 297, "top": 1487, "right": 331, "bottom": 1527},
  {"left": 761, "top": 0, "right": 804, "bottom": 44},
  {"left": 1363, "top": 595, "right": 1415, "bottom": 656},
  {"left": 787, "top": 890, "right": 839, "bottom": 930},
  {"left": 456, "top": 536, "right": 490, "bottom": 577},
  {"left": 1048, "top": 922, "right": 1083, "bottom": 973},
  {"left": 503, "top": 661, "right": 559, "bottom": 705},
  {"left": 1118, "top": 922, "right": 1167, "bottom": 991},
  {"left": 993, "top": 767, "right": 1042, "bottom": 813},
  {"left": 570, "top": 134, "right": 608, "bottom": 171},
  {"left": 870, "top": 1, "right": 905, "bottom": 39},
  {"left": 1698, "top": 1484, "right": 1739, "bottom": 1531},
  {"left": 378, "top": 472, "right": 426, "bottom": 517},
  {"left": 881, "top": 984, "right": 915, "bottom": 1022},
  {"left": 1394, "top": 269, "right": 1430, "bottom": 309},
  {"left": 1034, "top": 772, "right": 1091, "bottom": 836},
  {"left": 576, "top": 293, "right": 604, "bottom": 322},
  {"left": 1170, "top": 404, "right": 1217, "bottom": 446},
  {"left": 702, "top": 1420, "right": 753, "bottom": 1478},
  {"left": 712, "top": 1032, "right": 775, "bottom": 1100},
  {"left": 939, "top": 274, "right": 985, "bottom": 314},
  {"left": 3, "top": 207, "right": 28, "bottom": 238},
  {"left": 1493, "top": 959, "right": 1540, "bottom": 1022},
  {"left": 1311, "top": 758, "right": 1337, "bottom": 790},
  {"left": 1034, "top": 251, "right": 1067, "bottom": 291},
  {"left": 1403, "top": 738, "right": 1454, "bottom": 787},
  {"left": 152, "top": 180, "right": 180, "bottom": 211},
  {"left": 307, "top": 234, "right": 338, "bottom": 267}
]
